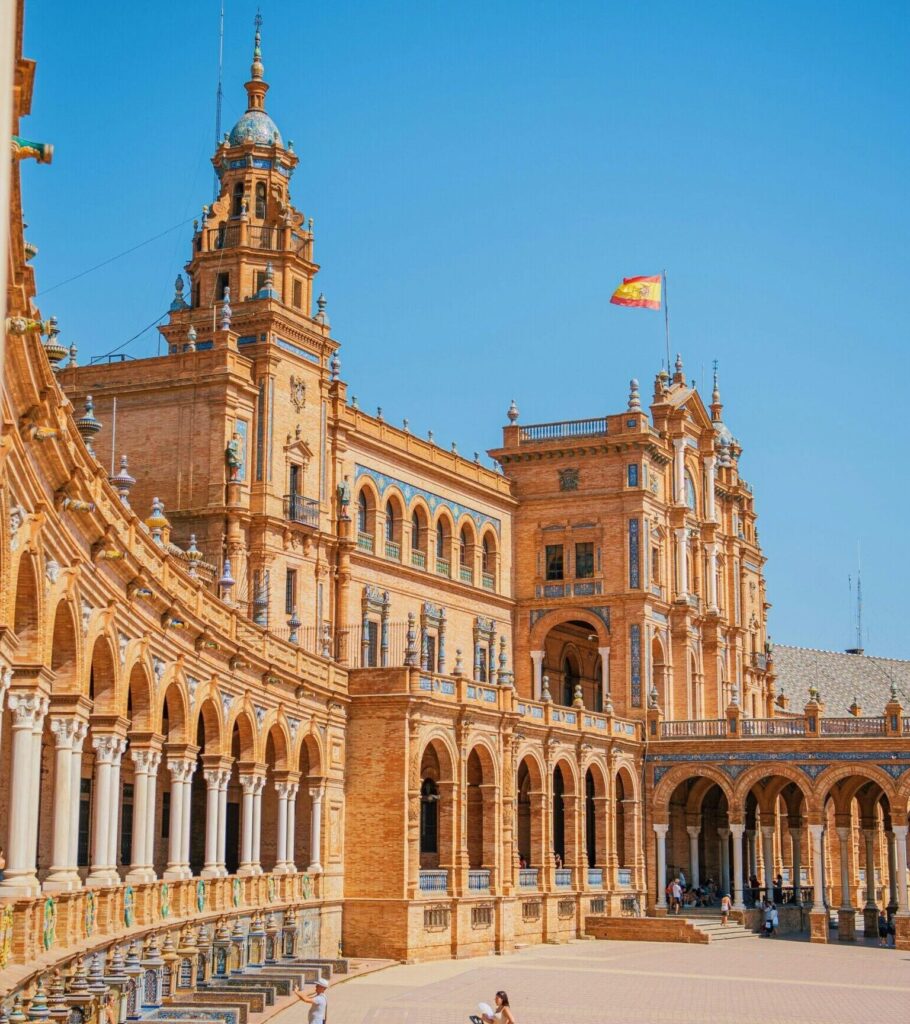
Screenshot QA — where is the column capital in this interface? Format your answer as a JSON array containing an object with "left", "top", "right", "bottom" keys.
[
  {"left": 275, "top": 780, "right": 295, "bottom": 799},
  {"left": 203, "top": 768, "right": 225, "bottom": 786},
  {"left": 836, "top": 826, "right": 852, "bottom": 841},
  {"left": 863, "top": 828, "right": 877, "bottom": 841},
  {"left": 92, "top": 733, "right": 127, "bottom": 764},
  {"left": 130, "top": 747, "right": 161, "bottom": 773},
  {"left": 808, "top": 823, "right": 825, "bottom": 837},
  {"left": 309, "top": 785, "right": 325, "bottom": 802},
  {"left": 49, "top": 715, "right": 88, "bottom": 748},
  {"left": 761, "top": 824, "right": 776, "bottom": 838},
  {"left": 652, "top": 823, "right": 669, "bottom": 836},
  {"left": 686, "top": 825, "right": 701, "bottom": 838},
  {"left": 729, "top": 823, "right": 745, "bottom": 838},
  {"left": 167, "top": 756, "right": 196, "bottom": 781},
  {"left": 7, "top": 690, "right": 49, "bottom": 728},
  {"left": 717, "top": 827, "right": 731, "bottom": 839},
  {"left": 893, "top": 824, "right": 908, "bottom": 841}
]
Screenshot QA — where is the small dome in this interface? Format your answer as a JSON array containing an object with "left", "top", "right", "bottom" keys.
[
  {"left": 229, "top": 109, "right": 283, "bottom": 147},
  {"left": 714, "top": 420, "right": 735, "bottom": 446}
]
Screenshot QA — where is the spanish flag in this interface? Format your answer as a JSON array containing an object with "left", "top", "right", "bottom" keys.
[{"left": 610, "top": 275, "right": 662, "bottom": 311}]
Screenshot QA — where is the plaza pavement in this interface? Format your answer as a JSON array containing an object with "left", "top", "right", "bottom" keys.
[{"left": 277, "top": 935, "right": 908, "bottom": 1023}]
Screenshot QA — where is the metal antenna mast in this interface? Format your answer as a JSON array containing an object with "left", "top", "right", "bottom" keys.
[
  {"left": 856, "top": 546, "right": 863, "bottom": 651},
  {"left": 214, "top": 0, "right": 225, "bottom": 199}
]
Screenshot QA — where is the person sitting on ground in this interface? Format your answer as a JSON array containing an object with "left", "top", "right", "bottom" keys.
[{"left": 470, "top": 990, "right": 517, "bottom": 1024}]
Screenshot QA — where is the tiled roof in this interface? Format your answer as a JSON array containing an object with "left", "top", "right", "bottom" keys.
[{"left": 771, "top": 644, "right": 909, "bottom": 716}]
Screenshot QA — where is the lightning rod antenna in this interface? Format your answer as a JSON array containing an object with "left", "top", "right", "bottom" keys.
[
  {"left": 214, "top": 0, "right": 225, "bottom": 200},
  {"left": 856, "top": 545, "right": 863, "bottom": 652}
]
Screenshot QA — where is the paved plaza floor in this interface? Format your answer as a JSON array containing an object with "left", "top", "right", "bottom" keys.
[{"left": 278, "top": 936, "right": 908, "bottom": 1024}]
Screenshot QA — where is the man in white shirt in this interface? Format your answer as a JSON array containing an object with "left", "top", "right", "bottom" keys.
[
  {"left": 295, "top": 977, "right": 329, "bottom": 1023},
  {"left": 670, "top": 879, "right": 682, "bottom": 914}
]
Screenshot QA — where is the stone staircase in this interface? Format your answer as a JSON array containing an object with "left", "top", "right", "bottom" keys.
[{"left": 682, "top": 909, "right": 757, "bottom": 941}]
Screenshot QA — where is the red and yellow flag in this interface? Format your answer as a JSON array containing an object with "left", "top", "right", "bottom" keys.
[{"left": 610, "top": 275, "right": 662, "bottom": 310}]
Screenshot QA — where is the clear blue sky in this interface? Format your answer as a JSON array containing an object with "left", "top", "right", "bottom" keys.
[{"left": 21, "top": 1, "right": 910, "bottom": 657}]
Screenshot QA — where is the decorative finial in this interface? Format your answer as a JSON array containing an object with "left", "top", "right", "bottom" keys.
[
  {"left": 330, "top": 352, "right": 340, "bottom": 381},
  {"left": 186, "top": 325, "right": 197, "bottom": 351},
  {"left": 376, "top": 406, "right": 383, "bottom": 421},
  {"left": 219, "top": 558, "right": 235, "bottom": 602},
  {"left": 68, "top": 343, "right": 78, "bottom": 367},
  {"left": 402, "top": 418, "right": 410, "bottom": 433},
  {"left": 473, "top": 451, "right": 480, "bottom": 463},
  {"left": 351, "top": 395, "right": 358, "bottom": 409},
  {"left": 315, "top": 293, "right": 329, "bottom": 326},
  {"left": 453, "top": 649, "right": 464, "bottom": 675},
  {"left": 451, "top": 441, "right": 457, "bottom": 454},
  {"left": 76, "top": 395, "right": 102, "bottom": 456},
  {"left": 649, "top": 686, "right": 659, "bottom": 708},
  {"left": 251, "top": 9, "right": 264, "bottom": 80},
  {"left": 110, "top": 454, "right": 136, "bottom": 507},
  {"left": 541, "top": 674, "right": 552, "bottom": 703},
  {"left": 170, "top": 274, "right": 189, "bottom": 311},
  {"left": 710, "top": 359, "right": 724, "bottom": 422},
  {"left": 427, "top": 429, "right": 434, "bottom": 443},
  {"left": 42, "top": 315, "right": 67, "bottom": 369},
  {"left": 572, "top": 682, "right": 585, "bottom": 709},
  {"left": 890, "top": 679, "right": 898, "bottom": 701},
  {"left": 628, "top": 378, "right": 641, "bottom": 412},
  {"left": 288, "top": 608, "right": 301, "bottom": 645},
  {"left": 220, "top": 286, "right": 232, "bottom": 331},
  {"left": 507, "top": 398, "right": 519, "bottom": 423},
  {"left": 256, "top": 261, "right": 279, "bottom": 300},
  {"left": 146, "top": 497, "right": 169, "bottom": 546},
  {"left": 675, "top": 352, "right": 683, "bottom": 376},
  {"left": 185, "top": 535, "right": 202, "bottom": 577}
]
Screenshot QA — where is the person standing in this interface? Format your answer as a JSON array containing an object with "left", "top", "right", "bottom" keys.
[
  {"left": 671, "top": 877, "right": 682, "bottom": 915},
  {"left": 720, "top": 893, "right": 732, "bottom": 926},
  {"left": 295, "top": 978, "right": 329, "bottom": 1023}
]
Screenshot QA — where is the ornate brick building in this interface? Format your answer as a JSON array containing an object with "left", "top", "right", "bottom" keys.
[{"left": 1, "top": 3, "right": 909, "bottom": 1010}]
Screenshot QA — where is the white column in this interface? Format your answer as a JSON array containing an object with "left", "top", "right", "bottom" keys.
[
  {"left": 26, "top": 700, "right": 46, "bottom": 876},
  {"left": 790, "top": 828, "right": 802, "bottom": 904},
  {"left": 836, "top": 826, "right": 852, "bottom": 909},
  {"left": 180, "top": 760, "right": 196, "bottom": 876},
  {"left": 143, "top": 751, "right": 161, "bottom": 878},
  {"left": 887, "top": 831, "right": 899, "bottom": 912},
  {"left": 706, "top": 543, "right": 718, "bottom": 612},
  {"left": 67, "top": 721, "right": 88, "bottom": 870},
  {"left": 202, "top": 769, "right": 222, "bottom": 878},
  {"left": 530, "top": 651, "right": 544, "bottom": 701},
  {"left": 44, "top": 716, "right": 83, "bottom": 890},
  {"left": 597, "top": 647, "right": 610, "bottom": 702},
  {"left": 704, "top": 455, "right": 717, "bottom": 521},
  {"left": 673, "top": 437, "right": 685, "bottom": 503},
  {"left": 164, "top": 759, "right": 189, "bottom": 879},
  {"left": 87, "top": 734, "right": 121, "bottom": 885},
  {"left": 127, "top": 751, "right": 150, "bottom": 883},
  {"left": 686, "top": 826, "right": 700, "bottom": 888},
  {"left": 863, "top": 829, "right": 877, "bottom": 910},
  {"left": 251, "top": 776, "right": 265, "bottom": 874},
  {"left": 217, "top": 770, "right": 229, "bottom": 876},
  {"left": 308, "top": 786, "right": 324, "bottom": 872},
  {"left": 893, "top": 824, "right": 908, "bottom": 914},
  {"left": 761, "top": 825, "right": 775, "bottom": 896},
  {"left": 274, "top": 782, "right": 290, "bottom": 873},
  {"left": 747, "top": 829, "right": 758, "bottom": 883},
  {"left": 654, "top": 824, "right": 668, "bottom": 908},
  {"left": 286, "top": 784, "right": 298, "bottom": 872},
  {"left": 675, "top": 527, "right": 688, "bottom": 598},
  {"left": 104, "top": 738, "right": 127, "bottom": 881},
  {"left": 237, "top": 774, "right": 256, "bottom": 876},
  {"left": 809, "top": 824, "right": 826, "bottom": 911},
  {"left": 730, "top": 823, "right": 745, "bottom": 909},
  {"left": 718, "top": 828, "right": 731, "bottom": 896},
  {"left": 0, "top": 692, "right": 47, "bottom": 895}
]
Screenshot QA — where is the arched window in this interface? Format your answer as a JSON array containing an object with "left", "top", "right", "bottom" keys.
[
  {"left": 357, "top": 491, "right": 368, "bottom": 534},
  {"left": 232, "top": 182, "right": 244, "bottom": 217},
  {"left": 411, "top": 509, "right": 423, "bottom": 551},
  {"left": 482, "top": 534, "right": 494, "bottom": 573},
  {"left": 685, "top": 471, "right": 697, "bottom": 512},
  {"left": 563, "top": 656, "right": 578, "bottom": 707},
  {"left": 419, "top": 777, "right": 439, "bottom": 854},
  {"left": 436, "top": 521, "right": 445, "bottom": 558},
  {"left": 459, "top": 526, "right": 470, "bottom": 566},
  {"left": 385, "top": 499, "right": 395, "bottom": 542},
  {"left": 255, "top": 182, "right": 266, "bottom": 219}
]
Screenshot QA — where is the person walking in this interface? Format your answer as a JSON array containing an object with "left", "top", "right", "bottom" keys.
[
  {"left": 670, "top": 877, "right": 683, "bottom": 915},
  {"left": 295, "top": 977, "right": 329, "bottom": 1023},
  {"left": 720, "top": 893, "right": 732, "bottom": 926},
  {"left": 878, "top": 909, "right": 889, "bottom": 947}
]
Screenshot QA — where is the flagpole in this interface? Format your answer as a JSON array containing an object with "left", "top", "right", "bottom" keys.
[{"left": 663, "top": 269, "right": 671, "bottom": 373}]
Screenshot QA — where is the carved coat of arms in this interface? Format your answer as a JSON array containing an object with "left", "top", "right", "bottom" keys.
[
  {"left": 558, "top": 468, "right": 579, "bottom": 491},
  {"left": 290, "top": 375, "right": 306, "bottom": 412}
]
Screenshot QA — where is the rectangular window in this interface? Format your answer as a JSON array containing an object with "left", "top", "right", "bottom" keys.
[
  {"left": 651, "top": 546, "right": 661, "bottom": 583},
  {"left": 255, "top": 270, "right": 266, "bottom": 294},
  {"left": 285, "top": 568, "right": 297, "bottom": 616},
  {"left": 426, "top": 634, "right": 437, "bottom": 673},
  {"left": 575, "top": 542, "right": 594, "bottom": 579},
  {"left": 78, "top": 778, "right": 91, "bottom": 867},
  {"left": 255, "top": 379, "right": 265, "bottom": 481},
  {"left": 627, "top": 463, "right": 639, "bottom": 487},
  {"left": 478, "top": 647, "right": 488, "bottom": 683},
  {"left": 216, "top": 272, "right": 230, "bottom": 301},
  {"left": 289, "top": 463, "right": 300, "bottom": 495},
  {"left": 292, "top": 278, "right": 303, "bottom": 309},
  {"left": 366, "top": 620, "right": 379, "bottom": 668},
  {"left": 545, "top": 544, "right": 564, "bottom": 581}
]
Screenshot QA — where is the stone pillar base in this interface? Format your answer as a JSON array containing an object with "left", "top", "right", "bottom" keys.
[
  {"left": 837, "top": 908, "right": 855, "bottom": 941},
  {"left": 653, "top": 905, "right": 668, "bottom": 918},
  {"left": 863, "top": 908, "right": 879, "bottom": 936},
  {"left": 0, "top": 875, "right": 42, "bottom": 898},
  {"left": 200, "top": 866, "right": 222, "bottom": 879},
  {"left": 163, "top": 866, "right": 188, "bottom": 880},
  {"left": 125, "top": 868, "right": 156, "bottom": 884},
  {"left": 809, "top": 910, "right": 829, "bottom": 943},
  {"left": 236, "top": 865, "right": 256, "bottom": 877},
  {"left": 895, "top": 913, "right": 910, "bottom": 951},
  {"left": 42, "top": 870, "right": 82, "bottom": 892}
]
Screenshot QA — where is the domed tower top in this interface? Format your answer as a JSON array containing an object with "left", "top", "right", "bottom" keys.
[{"left": 228, "top": 13, "right": 283, "bottom": 147}]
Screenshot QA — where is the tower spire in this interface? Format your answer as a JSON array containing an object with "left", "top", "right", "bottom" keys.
[
  {"left": 251, "top": 10, "right": 264, "bottom": 81},
  {"left": 710, "top": 358, "right": 723, "bottom": 422},
  {"left": 244, "top": 10, "right": 269, "bottom": 114}
]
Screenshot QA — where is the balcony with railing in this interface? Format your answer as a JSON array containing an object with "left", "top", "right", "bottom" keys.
[
  {"left": 459, "top": 564, "right": 474, "bottom": 584},
  {"left": 554, "top": 868, "right": 572, "bottom": 888},
  {"left": 658, "top": 712, "right": 897, "bottom": 741},
  {"left": 411, "top": 548, "right": 426, "bottom": 569},
  {"left": 419, "top": 869, "right": 448, "bottom": 893},
  {"left": 468, "top": 869, "right": 491, "bottom": 892},
  {"left": 660, "top": 719, "right": 728, "bottom": 739},
  {"left": 385, "top": 540, "right": 401, "bottom": 561},
  {"left": 436, "top": 556, "right": 451, "bottom": 577},
  {"left": 208, "top": 223, "right": 311, "bottom": 256},
  {"left": 283, "top": 494, "right": 319, "bottom": 528},
  {"left": 518, "top": 417, "right": 609, "bottom": 443},
  {"left": 587, "top": 867, "right": 604, "bottom": 888},
  {"left": 519, "top": 868, "right": 539, "bottom": 889},
  {"left": 741, "top": 717, "right": 807, "bottom": 737},
  {"left": 357, "top": 531, "right": 374, "bottom": 552},
  {"left": 482, "top": 571, "right": 495, "bottom": 591},
  {"left": 820, "top": 716, "right": 886, "bottom": 736}
]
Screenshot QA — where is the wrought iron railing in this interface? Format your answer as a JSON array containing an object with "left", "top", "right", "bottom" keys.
[
  {"left": 419, "top": 869, "right": 448, "bottom": 893},
  {"left": 518, "top": 417, "right": 608, "bottom": 442},
  {"left": 282, "top": 494, "right": 319, "bottom": 527}
]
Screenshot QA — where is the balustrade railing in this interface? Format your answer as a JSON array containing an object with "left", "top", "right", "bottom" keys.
[
  {"left": 660, "top": 719, "right": 728, "bottom": 739},
  {"left": 741, "top": 717, "right": 807, "bottom": 737},
  {"left": 385, "top": 540, "right": 401, "bottom": 560},
  {"left": 411, "top": 549, "right": 426, "bottom": 568},
  {"left": 554, "top": 868, "right": 572, "bottom": 888},
  {"left": 820, "top": 716, "right": 886, "bottom": 736},
  {"left": 419, "top": 869, "right": 448, "bottom": 893},
  {"left": 617, "top": 867, "right": 633, "bottom": 888},
  {"left": 357, "top": 531, "right": 374, "bottom": 552},
  {"left": 482, "top": 572, "right": 495, "bottom": 591},
  {"left": 518, "top": 868, "right": 538, "bottom": 889},
  {"left": 587, "top": 868, "right": 603, "bottom": 888},
  {"left": 436, "top": 557, "right": 451, "bottom": 577},
  {"left": 459, "top": 565, "right": 474, "bottom": 584},
  {"left": 468, "top": 869, "right": 491, "bottom": 892},
  {"left": 518, "top": 417, "right": 608, "bottom": 442}
]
